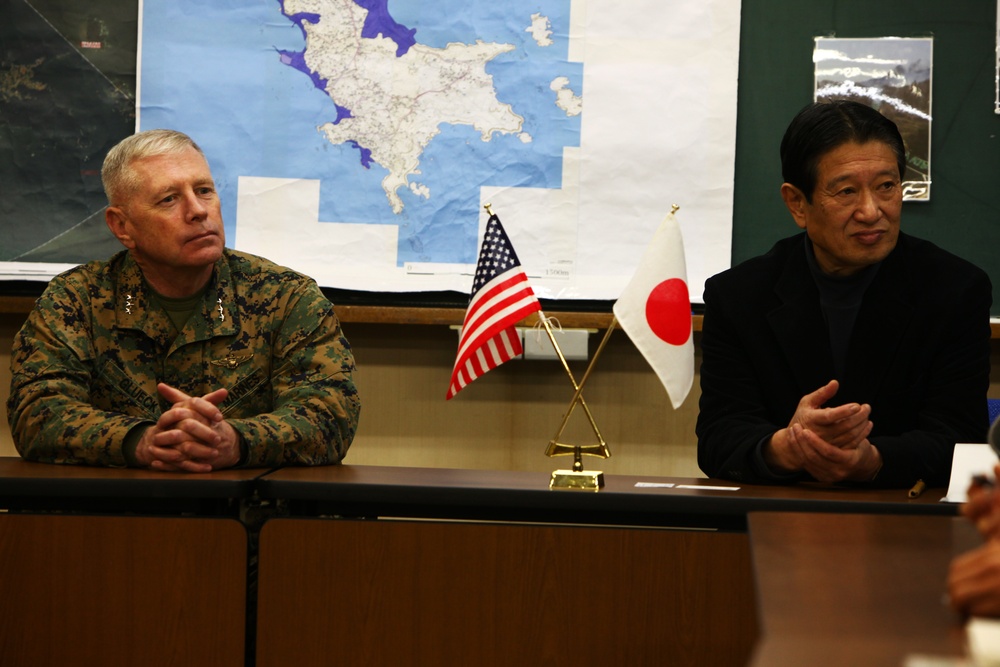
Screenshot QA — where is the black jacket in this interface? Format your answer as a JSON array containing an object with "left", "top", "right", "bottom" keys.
[{"left": 696, "top": 232, "right": 991, "bottom": 488}]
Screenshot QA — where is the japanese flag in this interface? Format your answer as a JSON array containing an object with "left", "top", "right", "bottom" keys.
[{"left": 612, "top": 210, "right": 694, "bottom": 409}]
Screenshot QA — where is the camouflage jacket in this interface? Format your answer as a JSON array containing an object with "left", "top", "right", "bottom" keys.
[{"left": 8, "top": 249, "right": 360, "bottom": 468}]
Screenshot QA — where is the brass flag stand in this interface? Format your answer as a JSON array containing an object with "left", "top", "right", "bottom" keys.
[
  {"left": 540, "top": 313, "right": 619, "bottom": 491},
  {"left": 476, "top": 202, "right": 688, "bottom": 490}
]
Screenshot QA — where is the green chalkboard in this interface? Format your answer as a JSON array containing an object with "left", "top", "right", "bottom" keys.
[{"left": 734, "top": 1, "right": 1000, "bottom": 314}]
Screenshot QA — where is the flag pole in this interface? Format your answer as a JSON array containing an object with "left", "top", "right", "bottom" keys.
[
  {"left": 544, "top": 315, "right": 615, "bottom": 456},
  {"left": 537, "top": 314, "right": 607, "bottom": 451}
]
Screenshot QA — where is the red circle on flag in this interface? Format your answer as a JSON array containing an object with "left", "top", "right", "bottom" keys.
[{"left": 645, "top": 278, "right": 691, "bottom": 345}]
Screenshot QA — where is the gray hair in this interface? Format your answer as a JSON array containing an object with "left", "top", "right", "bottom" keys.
[{"left": 101, "top": 129, "right": 205, "bottom": 206}]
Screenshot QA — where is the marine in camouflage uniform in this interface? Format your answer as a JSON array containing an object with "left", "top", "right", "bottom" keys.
[{"left": 8, "top": 248, "right": 360, "bottom": 467}]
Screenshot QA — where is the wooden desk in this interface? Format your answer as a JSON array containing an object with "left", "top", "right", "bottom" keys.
[
  {"left": 0, "top": 457, "right": 261, "bottom": 667},
  {"left": 256, "top": 517, "right": 754, "bottom": 667},
  {"left": 0, "top": 460, "right": 969, "bottom": 666},
  {"left": 0, "top": 514, "right": 248, "bottom": 667},
  {"left": 0, "top": 456, "right": 264, "bottom": 515},
  {"left": 257, "top": 464, "right": 956, "bottom": 530},
  {"left": 747, "top": 512, "right": 980, "bottom": 666},
  {"left": 252, "top": 465, "right": 957, "bottom": 667}
]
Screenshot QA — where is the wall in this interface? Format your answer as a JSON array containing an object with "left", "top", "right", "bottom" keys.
[
  {"left": 0, "top": 314, "right": 705, "bottom": 477},
  {"left": 3, "top": 312, "right": 1000, "bottom": 477}
]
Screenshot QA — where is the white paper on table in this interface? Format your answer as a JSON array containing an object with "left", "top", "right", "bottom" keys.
[{"left": 943, "top": 443, "right": 999, "bottom": 503}]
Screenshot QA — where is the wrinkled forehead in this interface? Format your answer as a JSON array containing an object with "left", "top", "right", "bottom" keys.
[
  {"left": 815, "top": 141, "right": 901, "bottom": 181},
  {"left": 128, "top": 147, "right": 214, "bottom": 195}
]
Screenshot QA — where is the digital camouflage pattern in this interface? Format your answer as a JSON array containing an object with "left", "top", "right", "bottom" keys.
[{"left": 8, "top": 249, "right": 360, "bottom": 467}]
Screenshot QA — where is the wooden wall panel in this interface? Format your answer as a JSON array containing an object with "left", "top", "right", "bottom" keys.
[{"left": 2, "top": 314, "right": 999, "bottom": 479}]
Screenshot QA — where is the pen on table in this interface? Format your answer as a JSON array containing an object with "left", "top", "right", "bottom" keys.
[{"left": 908, "top": 479, "right": 926, "bottom": 499}]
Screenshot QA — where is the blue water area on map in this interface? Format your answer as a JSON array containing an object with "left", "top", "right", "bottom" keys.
[{"left": 139, "top": 0, "right": 581, "bottom": 266}]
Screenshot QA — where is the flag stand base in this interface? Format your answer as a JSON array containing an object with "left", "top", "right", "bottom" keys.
[
  {"left": 550, "top": 468, "right": 605, "bottom": 491},
  {"left": 546, "top": 442, "right": 610, "bottom": 491}
]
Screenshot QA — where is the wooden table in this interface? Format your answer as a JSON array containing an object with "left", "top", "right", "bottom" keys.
[
  {"left": 747, "top": 512, "right": 980, "bottom": 666},
  {"left": 252, "top": 465, "right": 958, "bottom": 667},
  {"left": 256, "top": 464, "right": 955, "bottom": 529},
  {"left": 0, "top": 457, "right": 263, "bottom": 667},
  {"left": 0, "top": 456, "right": 263, "bottom": 515},
  {"left": 0, "top": 459, "right": 969, "bottom": 666}
]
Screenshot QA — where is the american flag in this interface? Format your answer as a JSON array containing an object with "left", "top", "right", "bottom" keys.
[{"left": 446, "top": 214, "right": 541, "bottom": 400}]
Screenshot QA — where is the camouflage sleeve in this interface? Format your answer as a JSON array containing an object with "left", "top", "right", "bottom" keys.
[
  {"left": 226, "top": 281, "right": 361, "bottom": 467},
  {"left": 7, "top": 282, "right": 151, "bottom": 466}
]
